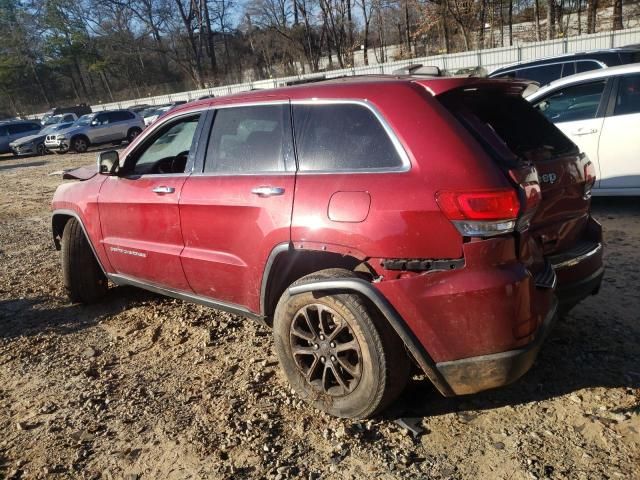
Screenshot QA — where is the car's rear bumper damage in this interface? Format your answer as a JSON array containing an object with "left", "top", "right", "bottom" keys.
[{"left": 435, "top": 298, "right": 558, "bottom": 395}]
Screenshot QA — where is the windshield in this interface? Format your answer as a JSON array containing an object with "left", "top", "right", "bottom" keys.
[
  {"left": 141, "top": 108, "right": 158, "bottom": 118},
  {"left": 43, "top": 114, "right": 64, "bottom": 126},
  {"left": 75, "top": 114, "right": 94, "bottom": 126}
]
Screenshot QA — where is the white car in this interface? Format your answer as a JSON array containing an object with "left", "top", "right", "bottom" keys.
[{"left": 528, "top": 63, "right": 640, "bottom": 196}]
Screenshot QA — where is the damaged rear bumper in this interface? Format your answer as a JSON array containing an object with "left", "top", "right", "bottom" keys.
[{"left": 435, "top": 297, "right": 558, "bottom": 395}]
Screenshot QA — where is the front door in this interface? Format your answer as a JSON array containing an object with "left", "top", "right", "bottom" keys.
[
  {"left": 98, "top": 111, "right": 206, "bottom": 291},
  {"left": 598, "top": 73, "right": 640, "bottom": 190},
  {"left": 179, "top": 101, "right": 295, "bottom": 312}
]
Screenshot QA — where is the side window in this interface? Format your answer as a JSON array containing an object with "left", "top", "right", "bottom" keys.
[
  {"left": 7, "top": 124, "right": 31, "bottom": 135},
  {"left": 561, "top": 62, "right": 575, "bottom": 77},
  {"left": 534, "top": 81, "right": 606, "bottom": 122},
  {"left": 127, "top": 114, "right": 201, "bottom": 175},
  {"left": 576, "top": 60, "right": 602, "bottom": 74},
  {"left": 614, "top": 74, "right": 640, "bottom": 116},
  {"left": 94, "top": 113, "right": 109, "bottom": 125},
  {"left": 63, "top": 114, "right": 74, "bottom": 122},
  {"left": 28, "top": 123, "right": 41, "bottom": 131},
  {"left": 109, "top": 111, "right": 129, "bottom": 122},
  {"left": 205, "top": 104, "right": 291, "bottom": 173},
  {"left": 293, "top": 103, "right": 404, "bottom": 172},
  {"left": 0, "top": 126, "right": 7, "bottom": 136},
  {"left": 518, "top": 64, "right": 563, "bottom": 86}
]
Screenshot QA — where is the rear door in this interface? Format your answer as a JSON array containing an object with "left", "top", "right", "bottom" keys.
[
  {"left": 98, "top": 111, "right": 206, "bottom": 290},
  {"left": 90, "top": 113, "right": 114, "bottom": 143},
  {"left": 597, "top": 73, "right": 640, "bottom": 191},
  {"left": 179, "top": 101, "right": 295, "bottom": 312},
  {"left": 531, "top": 79, "right": 609, "bottom": 188}
]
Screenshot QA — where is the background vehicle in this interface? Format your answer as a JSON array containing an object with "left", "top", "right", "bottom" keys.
[
  {"left": 52, "top": 77, "right": 602, "bottom": 419},
  {"left": 0, "top": 120, "right": 42, "bottom": 154},
  {"left": 489, "top": 46, "right": 640, "bottom": 87},
  {"left": 529, "top": 63, "right": 640, "bottom": 195},
  {"left": 40, "top": 104, "right": 92, "bottom": 125},
  {"left": 9, "top": 119, "right": 76, "bottom": 156},
  {"left": 141, "top": 105, "right": 173, "bottom": 126},
  {"left": 44, "top": 110, "right": 144, "bottom": 153}
]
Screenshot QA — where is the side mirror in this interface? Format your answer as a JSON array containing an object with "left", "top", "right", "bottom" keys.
[{"left": 98, "top": 150, "right": 119, "bottom": 175}]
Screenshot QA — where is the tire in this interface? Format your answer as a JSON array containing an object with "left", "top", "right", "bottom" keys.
[
  {"left": 61, "top": 218, "right": 108, "bottom": 304},
  {"left": 71, "top": 136, "right": 89, "bottom": 153},
  {"left": 273, "top": 268, "right": 411, "bottom": 419},
  {"left": 36, "top": 143, "right": 46, "bottom": 156},
  {"left": 126, "top": 127, "right": 142, "bottom": 143}
]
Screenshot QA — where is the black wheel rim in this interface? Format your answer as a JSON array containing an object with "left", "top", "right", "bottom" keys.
[
  {"left": 289, "top": 304, "right": 362, "bottom": 397},
  {"left": 37, "top": 144, "right": 45, "bottom": 155},
  {"left": 75, "top": 140, "right": 87, "bottom": 152}
]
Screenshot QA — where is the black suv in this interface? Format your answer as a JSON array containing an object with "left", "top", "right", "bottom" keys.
[{"left": 488, "top": 47, "right": 640, "bottom": 87}]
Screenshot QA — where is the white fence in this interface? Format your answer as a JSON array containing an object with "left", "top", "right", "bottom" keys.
[{"left": 88, "top": 26, "right": 640, "bottom": 112}]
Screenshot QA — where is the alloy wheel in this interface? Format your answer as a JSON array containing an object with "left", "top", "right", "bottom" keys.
[{"left": 289, "top": 304, "right": 362, "bottom": 396}]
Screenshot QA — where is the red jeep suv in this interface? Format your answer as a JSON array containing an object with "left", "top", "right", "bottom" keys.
[{"left": 51, "top": 76, "right": 603, "bottom": 419}]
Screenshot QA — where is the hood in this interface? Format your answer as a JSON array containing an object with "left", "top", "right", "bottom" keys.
[
  {"left": 52, "top": 125, "right": 84, "bottom": 137},
  {"left": 62, "top": 165, "right": 98, "bottom": 181},
  {"left": 10, "top": 133, "right": 45, "bottom": 146}
]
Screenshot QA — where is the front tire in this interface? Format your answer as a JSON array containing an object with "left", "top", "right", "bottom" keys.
[
  {"left": 36, "top": 143, "right": 46, "bottom": 156},
  {"left": 273, "top": 269, "right": 410, "bottom": 419},
  {"left": 61, "top": 218, "right": 108, "bottom": 303},
  {"left": 127, "top": 127, "right": 142, "bottom": 143},
  {"left": 71, "top": 136, "right": 89, "bottom": 153}
]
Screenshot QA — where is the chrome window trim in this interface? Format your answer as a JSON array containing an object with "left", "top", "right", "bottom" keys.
[{"left": 291, "top": 98, "right": 411, "bottom": 174}]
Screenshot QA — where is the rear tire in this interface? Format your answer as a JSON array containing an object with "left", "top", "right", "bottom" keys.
[
  {"left": 273, "top": 269, "right": 411, "bottom": 419},
  {"left": 61, "top": 218, "right": 108, "bottom": 303}
]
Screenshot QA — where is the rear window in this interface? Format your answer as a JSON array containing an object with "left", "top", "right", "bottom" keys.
[{"left": 438, "top": 88, "right": 576, "bottom": 164}]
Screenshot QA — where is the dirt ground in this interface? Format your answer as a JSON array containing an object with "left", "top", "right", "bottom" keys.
[{"left": 0, "top": 151, "right": 638, "bottom": 480}]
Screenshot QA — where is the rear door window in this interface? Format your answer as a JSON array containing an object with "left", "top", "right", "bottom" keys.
[
  {"left": 204, "top": 104, "right": 292, "bottom": 174},
  {"left": 292, "top": 103, "right": 404, "bottom": 172},
  {"left": 613, "top": 74, "right": 640, "bottom": 116},
  {"left": 534, "top": 81, "right": 606, "bottom": 122},
  {"left": 438, "top": 88, "right": 576, "bottom": 163},
  {"left": 561, "top": 62, "right": 575, "bottom": 77},
  {"left": 7, "top": 124, "right": 34, "bottom": 135}
]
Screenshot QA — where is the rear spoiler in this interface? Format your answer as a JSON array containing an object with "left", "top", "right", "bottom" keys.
[{"left": 413, "top": 77, "right": 539, "bottom": 97}]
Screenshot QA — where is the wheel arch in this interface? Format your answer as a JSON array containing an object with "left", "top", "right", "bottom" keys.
[
  {"left": 286, "top": 277, "right": 456, "bottom": 397},
  {"left": 52, "top": 210, "right": 107, "bottom": 275},
  {"left": 70, "top": 133, "right": 90, "bottom": 148}
]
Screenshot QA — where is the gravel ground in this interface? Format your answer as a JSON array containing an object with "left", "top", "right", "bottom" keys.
[{"left": 0, "top": 151, "right": 638, "bottom": 480}]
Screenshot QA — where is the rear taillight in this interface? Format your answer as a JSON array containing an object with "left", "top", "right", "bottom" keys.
[
  {"left": 583, "top": 160, "right": 596, "bottom": 199},
  {"left": 436, "top": 189, "right": 520, "bottom": 237}
]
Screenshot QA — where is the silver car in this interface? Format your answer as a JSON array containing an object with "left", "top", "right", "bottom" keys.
[
  {"left": 44, "top": 110, "right": 145, "bottom": 153},
  {"left": 0, "top": 121, "right": 43, "bottom": 154},
  {"left": 9, "top": 120, "right": 76, "bottom": 156}
]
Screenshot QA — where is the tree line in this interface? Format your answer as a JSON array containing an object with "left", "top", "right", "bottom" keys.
[{"left": 0, "top": 0, "right": 631, "bottom": 115}]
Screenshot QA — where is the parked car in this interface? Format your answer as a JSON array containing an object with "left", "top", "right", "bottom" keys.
[
  {"left": 52, "top": 77, "right": 603, "bottom": 418},
  {"left": 141, "top": 105, "right": 173, "bottom": 126},
  {"left": 41, "top": 104, "right": 92, "bottom": 126},
  {"left": 128, "top": 104, "right": 151, "bottom": 113},
  {"left": 489, "top": 46, "right": 640, "bottom": 87},
  {"left": 9, "top": 119, "right": 76, "bottom": 156},
  {"left": 44, "top": 110, "right": 144, "bottom": 153},
  {"left": 528, "top": 63, "right": 640, "bottom": 196},
  {"left": 0, "top": 120, "right": 42, "bottom": 154},
  {"left": 42, "top": 113, "right": 78, "bottom": 126}
]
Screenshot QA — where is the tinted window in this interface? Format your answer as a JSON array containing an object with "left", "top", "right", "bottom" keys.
[
  {"left": 517, "top": 64, "right": 563, "bottom": 85},
  {"left": 0, "top": 126, "right": 8, "bottom": 136},
  {"left": 614, "top": 74, "right": 640, "bottom": 116},
  {"left": 576, "top": 60, "right": 601, "bottom": 74},
  {"left": 618, "top": 51, "right": 640, "bottom": 65},
  {"left": 535, "top": 81, "right": 606, "bottom": 122},
  {"left": 109, "top": 111, "right": 133, "bottom": 122},
  {"left": 205, "top": 105, "right": 291, "bottom": 173},
  {"left": 7, "top": 123, "right": 37, "bottom": 134},
  {"left": 130, "top": 114, "right": 201, "bottom": 175},
  {"left": 293, "top": 104, "right": 403, "bottom": 171},
  {"left": 439, "top": 88, "right": 575, "bottom": 163},
  {"left": 62, "top": 114, "right": 75, "bottom": 122},
  {"left": 561, "top": 62, "right": 575, "bottom": 77},
  {"left": 94, "top": 113, "right": 110, "bottom": 125}
]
